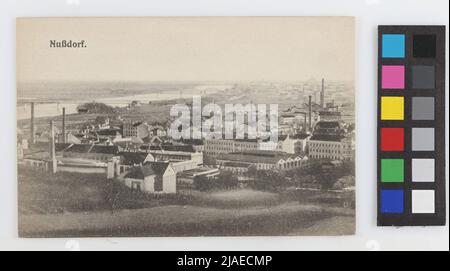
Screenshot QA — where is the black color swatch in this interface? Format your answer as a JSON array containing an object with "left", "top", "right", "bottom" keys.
[{"left": 413, "top": 34, "right": 436, "bottom": 58}]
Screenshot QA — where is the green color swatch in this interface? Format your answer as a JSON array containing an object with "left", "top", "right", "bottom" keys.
[{"left": 381, "top": 159, "right": 404, "bottom": 183}]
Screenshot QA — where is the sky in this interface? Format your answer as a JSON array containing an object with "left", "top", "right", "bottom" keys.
[{"left": 17, "top": 17, "right": 355, "bottom": 83}]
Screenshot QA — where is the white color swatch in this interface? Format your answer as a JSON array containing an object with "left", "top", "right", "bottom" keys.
[
  {"left": 412, "top": 190, "right": 435, "bottom": 214},
  {"left": 412, "top": 159, "right": 435, "bottom": 182}
]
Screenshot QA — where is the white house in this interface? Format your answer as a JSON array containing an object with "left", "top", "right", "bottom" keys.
[{"left": 123, "top": 162, "right": 177, "bottom": 193}]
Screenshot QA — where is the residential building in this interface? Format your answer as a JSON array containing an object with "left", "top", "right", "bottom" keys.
[
  {"left": 308, "top": 135, "right": 352, "bottom": 160},
  {"left": 258, "top": 134, "right": 310, "bottom": 154},
  {"left": 123, "top": 162, "right": 177, "bottom": 193},
  {"left": 123, "top": 121, "right": 149, "bottom": 139},
  {"left": 116, "top": 152, "right": 154, "bottom": 174},
  {"left": 123, "top": 121, "right": 167, "bottom": 139}
]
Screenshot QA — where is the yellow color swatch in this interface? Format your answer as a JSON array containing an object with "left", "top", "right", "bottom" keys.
[{"left": 381, "top": 96, "right": 404, "bottom": 120}]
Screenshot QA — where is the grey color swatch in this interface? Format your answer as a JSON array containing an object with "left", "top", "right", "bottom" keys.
[
  {"left": 412, "top": 97, "right": 435, "bottom": 120},
  {"left": 412, "top": 158, "right": 435, "bottom": 182},
  {"left": 412, "top": 128, "right": 435, "bottom": 151},
  {"left": 412, "top": 65, "right": 435, "bottom": 89}
]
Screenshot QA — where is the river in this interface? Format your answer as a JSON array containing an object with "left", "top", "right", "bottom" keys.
[{"left": 17, "top": 85, "right": 231, "bottom": 120}]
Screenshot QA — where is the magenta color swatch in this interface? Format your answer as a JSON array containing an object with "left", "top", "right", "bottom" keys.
[{"left": 382, "top": 65, "right": 405, "bottom": 89}]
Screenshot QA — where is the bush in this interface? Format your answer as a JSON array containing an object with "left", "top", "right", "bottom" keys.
[
  {"left": 193, "top": 172, "right": 239, "bottom": 191},
  {"left": 247, "top": 170, "right": 285, "bottom": 192}
]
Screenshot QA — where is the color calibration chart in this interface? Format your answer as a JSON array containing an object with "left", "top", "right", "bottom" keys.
[{"left": 378, "top": 26, "right": 446, "bottom": 226}]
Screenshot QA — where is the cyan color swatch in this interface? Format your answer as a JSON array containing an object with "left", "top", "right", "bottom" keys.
[{"left": 382, "top": 34, "right": 405, "bottom": 58}]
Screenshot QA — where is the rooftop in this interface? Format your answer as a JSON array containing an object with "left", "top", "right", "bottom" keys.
[
  {"left": 223, "top": 161, "right": 252, "bottom": 168},
  {"left": 291, "top": 134, "right": 310, "bottom": 140},
  {"left": 63, "top": 144, "right": 119, "bottom": 154},
  {"left": 55, "top": 143, "right": 72, "bottom": 152},
  {"left": 90, "top": 145, "right": 119, "bottom": 154},
  {"left": 319, "top": 111, "right": 341, "bottom": 116},
  {"left": 309, "top": 135, "right": 343, "bottom": 142},
  {"left": 149, "top": 144, "right": 195, "bottom": 153},
  {"left": 65, "top": 144, "right": 92, "bottom": 153},
  {"left": 119, "top": 152, "right": 150, "bottom": 165},
  {"left": 315, "top": 121, "right": 340, "bottom": 129},
  {"left": 147, "top": 150, "right": 194, "bottom": 156}
]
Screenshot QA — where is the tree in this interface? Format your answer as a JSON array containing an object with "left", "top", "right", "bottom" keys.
[
  {"left": 203, "top": 154, "right": 216, "bottom": 166},
  {"left": 249, "top": 170, "right": 285, "bottom": 192},
  {"left": 217, "top": 171, "right": 238, "bottom": 189},
  {"left": 77, "top": 102, "right": 116, "bottom": 114},
  {"left": 194, "top": 175, "right": 212, "bottom": 191},
  {"left": 194, "top": 172, "right": 239, "bottom": 191},
  {"left": 316, "top": 172, "right": 340, "bottom": 190},
  {"left": 104, "top": 178, "right": 121, "bottom": 214},
  {"left": 246, "top": 165, "right": 258, "bottom": 177}
]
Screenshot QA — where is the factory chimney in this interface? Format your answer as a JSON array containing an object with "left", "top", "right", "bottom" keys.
[
  {"left": 303, "top": 114, "right": 307, "bottom": 134},
  {"left": 62, "top": 107, "right": 66, "bottom": 143},
  {"left": 308, "top": 95, "right": 312, "bottom": 132},
  {"left": 320, "top": 78, "right": 325, "bottom": 108},
  {"left": 30, "top": 102, "right": 35, "bottom": 144},
  {"left": 49, "top": 120, "right": 57, "bottom": 174}
]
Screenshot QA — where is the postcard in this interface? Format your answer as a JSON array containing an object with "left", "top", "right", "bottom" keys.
[{"left": 17, "top": 17, "right": 355, "bottom": 237}]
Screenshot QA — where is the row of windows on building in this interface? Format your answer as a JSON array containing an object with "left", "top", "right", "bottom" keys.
[
  {"left": 309, "top": 142, "right": 349, "bottom": 148},
  {"left": 219, "top": 159, "right": 304, "bottom": 172},
  {"left": 153, "top": 154, "right": 191, "bottom": 161},
  {"left": 312, "top": 149, "right": 344, "bottom": 154},
  {"left": 277, "top": 160, "right": 303, "bottom": 169}
]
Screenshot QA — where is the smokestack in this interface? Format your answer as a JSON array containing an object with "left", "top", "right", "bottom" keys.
[
  {"left": 50, "top": 120, "right": 57, "bottom": 173},
  {"left": 320, "top": 78, "right": 325, "bottom": 108},
  {"left": 303, "top": 114, "right": 307, "bottom": 133},
  {"left": 308, "top": 96, "right": 312, "bottom": 132},
  {"left": 62, "top": 107, "right": 66, "bottom": 143},
  {"left": 30, "top": 102, "right": 35, "bottom": 144}
]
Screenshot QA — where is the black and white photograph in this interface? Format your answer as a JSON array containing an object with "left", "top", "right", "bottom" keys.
[{"left": 16, "top": 17, "right": 356, "bottom": 237}]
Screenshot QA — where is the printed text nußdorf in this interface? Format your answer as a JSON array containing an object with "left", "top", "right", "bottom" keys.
[{"left": 50, "top": 40, "right": 87, "bottom": 48}]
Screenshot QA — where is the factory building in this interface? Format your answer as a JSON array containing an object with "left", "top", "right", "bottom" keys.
[
  {"left": 216, "top": 150, "right": 307, "bottom": 174},
  {"left": 204, "top": 138, "right": 260, "bottom": 156}
]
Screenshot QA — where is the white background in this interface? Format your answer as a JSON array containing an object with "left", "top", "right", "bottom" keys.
[{"left": 0, "top": 0, "right": 448, "bottom": 251}]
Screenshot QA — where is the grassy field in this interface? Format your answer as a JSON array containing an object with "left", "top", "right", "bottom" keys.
[
  {"left": 18, "top": 167, "right": 190, "bottom": 215},
  {"left": 18, "top": 168, "right": 355, "bottom": 237},
  {"left": 187, "top": 189, "right": 282, "bottom": 209},
  {"left": 20, "top": 204, "right": 354, "bottom": 237},
  {"left": 18, "top": 169, "right": 112, "bottom": 215}
]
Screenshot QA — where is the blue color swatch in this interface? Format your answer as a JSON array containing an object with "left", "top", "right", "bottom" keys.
[
  {"left": 381, "top": 189, "right": 404, "bottom": 213},
  {"left": 382, "top": 34, "right": 405, "bottom": 58}
]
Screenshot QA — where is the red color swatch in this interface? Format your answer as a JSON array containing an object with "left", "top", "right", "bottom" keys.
[{"left": 381, "top": 128, "right": 404, "bottom": 151}]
